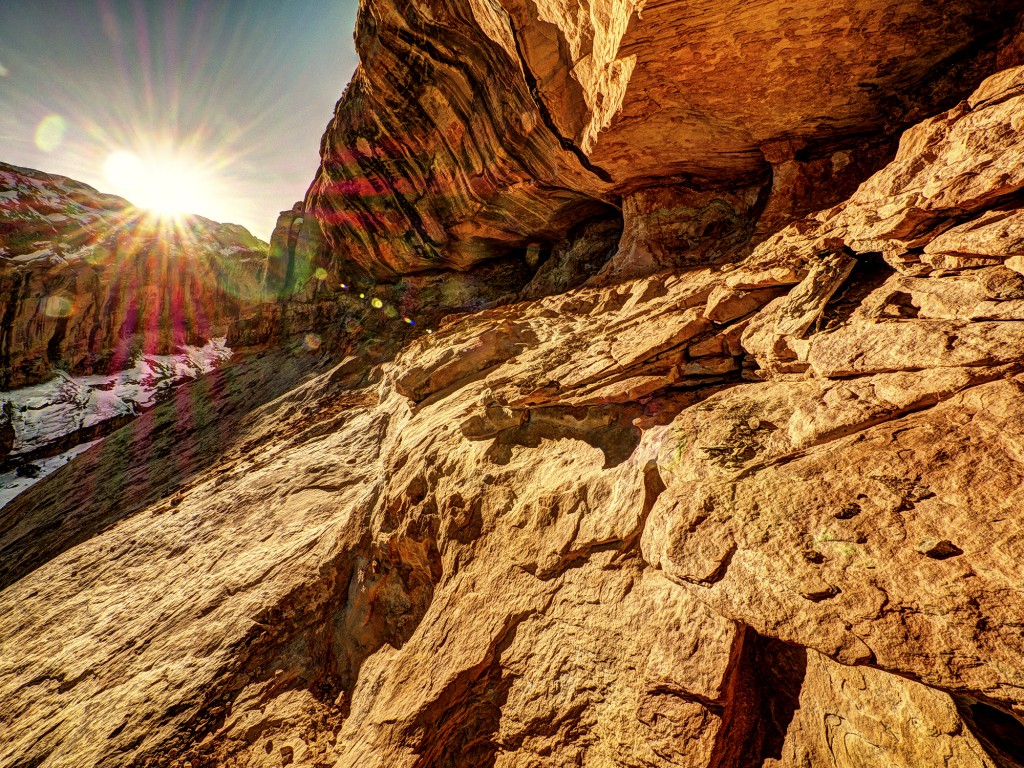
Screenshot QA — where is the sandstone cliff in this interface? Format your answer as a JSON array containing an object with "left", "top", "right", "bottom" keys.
[
  {"left": 5, "top": 2, "right": 1024, "bottom": 768},
  {"left": 0, "top": 162, "right": 269, "bottom": 391},
  {"left": 307, "top": 0, "right": 1023, "bottom": 281}
]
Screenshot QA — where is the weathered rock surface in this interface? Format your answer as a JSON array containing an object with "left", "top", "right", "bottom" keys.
[
  {"left": 307, "top": 0, "right": 1024, "bottom": 280},
  {"left": 8, "top": 4, "right": 1024, "bottom": 768},
  {"left": 0, "top": 162, "right": 270, "bottom": 390}
]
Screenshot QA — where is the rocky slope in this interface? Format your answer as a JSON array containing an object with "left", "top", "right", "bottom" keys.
[
  {"left": 0, "top": 162, "right": 269, "bottom": 392},
  {"left": 5, "top": 2, "right": 1024, "bottom": 768}
]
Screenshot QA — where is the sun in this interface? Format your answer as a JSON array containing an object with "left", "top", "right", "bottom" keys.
[{"left": 103, "top": 149, "right": 214, "bottom": 219}]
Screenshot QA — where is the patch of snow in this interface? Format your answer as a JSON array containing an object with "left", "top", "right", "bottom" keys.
[
  {"left": 0, "top": 440, "right": 101, "bottom": 510},
  {"left": 11, "top": 248, "right": 52, "bottom": 263},
  {"left": 3, "top": 337, "right": 232, "bottom": 455},
  {"left": 65, "top": 244, "right": 94, "bottom": 260}
]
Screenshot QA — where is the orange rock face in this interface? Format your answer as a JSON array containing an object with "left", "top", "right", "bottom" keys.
[
  {"left": 308, "top": 0, "right": 1022, "bottom": 279},
  {"left": 7, "top": 4, "right": 1024, "bottom": 768}
]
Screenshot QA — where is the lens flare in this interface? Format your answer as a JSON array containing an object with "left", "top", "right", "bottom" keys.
[
  {"left": 34, "top": 114, "right": 67, "bottom": 152},
  {"left": 0, "top": 63, "right": 9, "bottom": 77},
  {"left": 43, "top": 294, "right": 74, "bottom": 318},
  {"left": 103, "top": 150, "right": 143, "bottom": 185}
]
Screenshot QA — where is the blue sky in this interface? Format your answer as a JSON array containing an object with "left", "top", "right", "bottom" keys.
[{"left": 0, "top": 0, "right": 360, "bottom": 238}]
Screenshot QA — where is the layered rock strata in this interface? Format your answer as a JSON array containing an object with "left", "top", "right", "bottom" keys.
[
  {"left": 5, "top": 57, "right": 1024, "bottom": 767},
  {"left": 306, "top": 0, "right": 1024, "bottom": 282}
]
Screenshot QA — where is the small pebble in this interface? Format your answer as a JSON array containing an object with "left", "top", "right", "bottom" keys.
[{"left": 916, "top": 538, "right": 963, "bottom": 559}]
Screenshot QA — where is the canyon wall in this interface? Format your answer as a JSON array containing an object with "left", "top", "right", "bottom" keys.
[
  {"left": 6, "top": 2, "right": 1024, "bottom": 768},
  {"left": 0, "top": 162, "right": 270, "bottom": 391}
]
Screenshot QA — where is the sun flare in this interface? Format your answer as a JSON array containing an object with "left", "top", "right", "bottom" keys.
[{"left": 102, "top": 149, "right": 216, "bottom": 219}]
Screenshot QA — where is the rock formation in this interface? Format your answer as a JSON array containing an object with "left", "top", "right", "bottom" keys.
[
  {"left": 5, "top": 2, "right": 1024, "bottom": 768},
  {"left": 0, "top": 162, "right": 270, "bottom": 391},
  {"left": 306, "top": 0, "right": 1023, "bottom": 280}
]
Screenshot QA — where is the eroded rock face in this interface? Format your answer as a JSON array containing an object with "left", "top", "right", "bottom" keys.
[
  {"left": 0, "top": 163, "right": 270, "bottom": 390},
  {"left": 307, "top": 0, "right": 1024, "bottom": 280},
  {"left": 8, "top": 6, "right": 1024, "bottom": 768}
]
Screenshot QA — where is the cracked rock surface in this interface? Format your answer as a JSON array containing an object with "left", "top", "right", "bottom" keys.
[{"left": 308, "top": 0, "right": 1024, "bottom": 278}]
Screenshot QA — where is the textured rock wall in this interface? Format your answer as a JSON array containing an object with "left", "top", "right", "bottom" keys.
[
  {"left": 307, "top": 0, "right": 1022, "bottom": 282},
  {"left": 0, "top": 163, "right": 270, "bottom": 390},
  {"left": 306, "top": 0, "right": 610, "bottom": 278},
  {"left": 8, "top": 2, "right": 1024, "bottom": 768},
  {"left": 6, "top": 63, "right": 1024, "bottom": 767}
]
